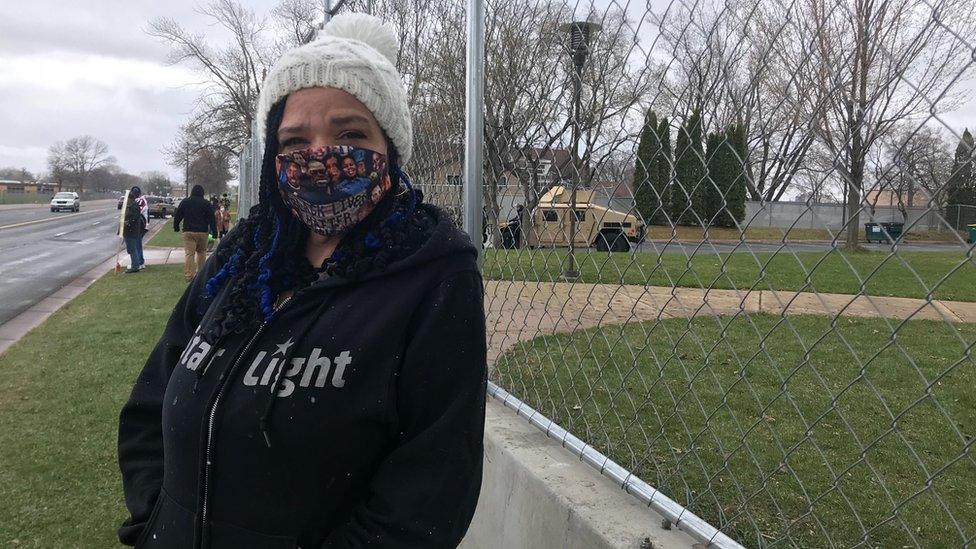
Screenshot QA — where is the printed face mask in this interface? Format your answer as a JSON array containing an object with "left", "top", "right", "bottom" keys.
[{"left": 275, "top": 145, "right": 393, "bottom": 236}]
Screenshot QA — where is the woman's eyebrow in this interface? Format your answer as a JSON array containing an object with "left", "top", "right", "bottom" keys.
[
  {"left": 330, "top": 114, "right": 371, "bottom": 126},
  {"left": 277, "top": 123, "right": 308, "bottom": 138}
]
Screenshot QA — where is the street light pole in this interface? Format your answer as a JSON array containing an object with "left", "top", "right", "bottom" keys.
[
  {"left": 560, "top": 21, "right": 600, "bottom": 281},
  {"left": 184, "top": 143, "right": 190, "bottom": 199}
]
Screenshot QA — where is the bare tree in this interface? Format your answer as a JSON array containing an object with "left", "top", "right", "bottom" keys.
[
  {"left": 869, "top": 123, "right": 953, "bottom": 221},
  {"left": 803, "top": 0, "right": 974, "bottom": 248},
  {"left": 659, "top": 0, "right": 826, "bottom": 204},
  {"left": 271, "top": 0, "right": 322, "bottom": 50},
  {"left": 46, "top": 143, "right": 71, "bottom": 192},
  {"left": 142, "top": 171, "right": 176, "bottom": 196},
  {"left": 0, "top": 167, "right": 36, "bottom": 182},
  {"left": 47, "top": 136, "right": 116, "bottom": 194},
  {"left": 147, "top": 0, "right": 278, "bottom": 153},
  {"left": 189, "top": 148, "right": 234, "bottom": 195}
]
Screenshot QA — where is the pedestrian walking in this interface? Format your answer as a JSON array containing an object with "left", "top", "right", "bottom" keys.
[
  {"left": 117, "top": 13, "right": 486, "bottom": 548},
  {"left": 122, "top": 186, "right": 147, "bottom": 273},
  {"left": 172, "top": 184, "right": 217, "bottom": 283}
]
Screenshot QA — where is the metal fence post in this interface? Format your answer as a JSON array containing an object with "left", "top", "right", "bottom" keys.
[{"left": 464, "top": 0, "right": 485, "bottom": 263}]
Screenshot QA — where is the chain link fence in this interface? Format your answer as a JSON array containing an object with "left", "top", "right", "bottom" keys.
[{"left": 237, "top": 0, "right": 976, "bottom": 545}]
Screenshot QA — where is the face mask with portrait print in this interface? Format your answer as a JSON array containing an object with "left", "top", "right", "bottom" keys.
[{"left": 275, "top": 145, "right": 393, "bottom": 236}]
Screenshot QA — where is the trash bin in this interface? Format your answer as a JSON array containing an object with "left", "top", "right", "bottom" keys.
[
  {"left": 881, "top": 222, "right": 904, "bottom": 242},
  {"left": 968, "top": 224, "right": 976, "bottom": 244},
  {"left": 864, "top": 223, "right": 884, "bottom": 243}
]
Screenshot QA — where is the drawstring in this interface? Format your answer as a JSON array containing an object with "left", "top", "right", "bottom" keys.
[{"left": 258, "top": 296, "right": 334, "bottom": 448}]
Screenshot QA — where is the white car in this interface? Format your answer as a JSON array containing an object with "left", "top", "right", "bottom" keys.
[{"left": 50, "top": 192, "right": 80, "bottom": 212}]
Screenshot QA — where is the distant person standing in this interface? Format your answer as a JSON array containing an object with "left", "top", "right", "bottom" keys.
[
  {"left": 215, "top": 202, "right": 232, "bottom": 242},
  {"left": 136, "top": 192, "right": 149, "bottom": 225},
  {"left": 173, "top": 184, "right": 217, "bottom": 282},
  {"left": 122, "top": 186, "right": 147, "bottom": 273}
]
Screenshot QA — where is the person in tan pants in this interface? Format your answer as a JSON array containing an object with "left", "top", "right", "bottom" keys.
[
  {"left": 173, "top": 184, "right": 217, "bottom": 282},
  {"left": 182, "top": 232, "right": 208, "bottom": 281}
]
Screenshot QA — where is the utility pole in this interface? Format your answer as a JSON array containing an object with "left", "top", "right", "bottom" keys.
[{"left": 184, "top": 143, "right": 190, "bottom": 199}]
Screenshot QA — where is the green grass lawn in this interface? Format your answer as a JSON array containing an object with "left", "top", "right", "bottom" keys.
[
  {"left": 495, "top": 314, "right": 976, "bottom": 547},
  {"left": 147, "top": 201, "right": 238, "bottom": 249},
  {"left": 483, "top": 248, "right": 976, "bottom": 302},
  {"left": 645, "top": 225, "right": 963, "bottom": 242},
  {"left": 0, "top": 265, "right": 187, "bottom": 547},
  {"left": 146, "top": 218, "right": 184, "bottom": 248}
]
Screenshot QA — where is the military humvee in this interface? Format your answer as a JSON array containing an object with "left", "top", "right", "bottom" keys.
[{"left": 499, "top": 186, "right": 645, "bottom": 252}]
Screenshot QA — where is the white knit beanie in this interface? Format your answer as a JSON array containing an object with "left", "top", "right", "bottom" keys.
[{"left": 256, "top": 13, "right": 413, "bottom": 164}]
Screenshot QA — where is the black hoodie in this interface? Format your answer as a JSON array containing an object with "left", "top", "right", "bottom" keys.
[{"left": 117, "top": 205, "right": 487, "bottom": 548}]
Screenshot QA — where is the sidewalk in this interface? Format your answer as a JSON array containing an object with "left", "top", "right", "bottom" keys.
[
  {"left": 484, "top": 281, "right": 976, "bottom": 366},
  {"left": 4, "top": 246, "right": 974, "bottom": 364}
]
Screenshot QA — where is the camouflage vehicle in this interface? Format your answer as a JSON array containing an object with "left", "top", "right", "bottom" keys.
[{"left": 500, "top": 186, "right": 645, "bottom": 252}]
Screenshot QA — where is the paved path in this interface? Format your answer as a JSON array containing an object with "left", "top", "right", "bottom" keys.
[
  {"left": 107, "top": 250, "right": 976, "bottom": 366},
  {"left": 484, "top": 281, "right": 976, "bottom": 366},
  {"left": 5, "top": 246, "right": 974, "bottom": 366}
]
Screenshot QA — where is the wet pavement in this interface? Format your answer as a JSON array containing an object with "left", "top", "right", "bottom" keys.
[{"left": 0, "top": 200, "right": 160, "bottom": 325}]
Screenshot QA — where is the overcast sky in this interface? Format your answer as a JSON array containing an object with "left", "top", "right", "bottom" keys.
[
  {"left": 1, "top": 1, "right": 974, "bottom": 185},
  {"left": 0, "top": 0, "right": 278, "bottom": 182}
]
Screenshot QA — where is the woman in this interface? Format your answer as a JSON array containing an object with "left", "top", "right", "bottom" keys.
[
  {"left": 214, "top": 203, "right": 232, "bottom": 242},
  {"left": 122, "top": 185, "right": 147, "bottom": 273},
  {"left": 117, "top": 13, "right": 487, "bottom": 548}
]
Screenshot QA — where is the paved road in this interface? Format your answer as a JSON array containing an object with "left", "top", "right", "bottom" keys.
[{"left": 0, "top": 200, "right": 159, "bottom": 325}]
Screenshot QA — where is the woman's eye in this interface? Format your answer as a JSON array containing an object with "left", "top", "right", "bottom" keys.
[
  {"left": 280, "top": 138, "right": 307, "bottom": 148},
  {"left": 339, "top": 131, "right": 366, "bottom": 140}
]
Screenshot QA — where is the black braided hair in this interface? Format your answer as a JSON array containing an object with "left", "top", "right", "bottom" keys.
[{"left": 201, "top": 98, "right": 432, "bottom": 342}]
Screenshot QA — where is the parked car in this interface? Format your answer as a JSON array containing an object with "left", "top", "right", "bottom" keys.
[
  {"left": 51, "top": 192, "right": 80, "bottom": 212},
  {"left": 147, "top": 196, "right": 176, "bottom": 218}
]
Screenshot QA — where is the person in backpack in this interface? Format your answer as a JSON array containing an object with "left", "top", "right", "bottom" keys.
[
  {"left": 172, "top": 184, "right": 217, "bottom": 283},
  {"left": 117, "top": 13, "right": 486, "bottom": 548},
  {"left": 122, "top": 186, "right": 147, "bottom": 273}
]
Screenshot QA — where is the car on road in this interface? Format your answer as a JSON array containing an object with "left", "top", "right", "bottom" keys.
[
  {"left": 50, "top": 192, "right": 80, "bottom": 212},
  {"left": 147, "top": 196, "right": 176, "bottom": 218}
]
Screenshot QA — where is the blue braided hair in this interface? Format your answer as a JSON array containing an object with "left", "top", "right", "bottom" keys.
[{"left": 256, "top": 217, "right": 283, "bottom": 321}]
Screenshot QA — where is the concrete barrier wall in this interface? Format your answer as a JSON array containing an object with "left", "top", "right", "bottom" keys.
[{"left": 460, "top": 401, "right": 698, "bottom": 549}]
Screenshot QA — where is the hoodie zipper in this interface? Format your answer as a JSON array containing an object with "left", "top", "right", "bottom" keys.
[{"left": 196, "top": 296, "right": 292, "bottom": 548}]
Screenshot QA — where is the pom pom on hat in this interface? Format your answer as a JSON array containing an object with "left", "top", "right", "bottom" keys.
[
  {"left": 256, "top": 12, "right": 413, "bottom": 163},
  {"left": 321, "top": 13, "right": 399, "bottom": 65}
]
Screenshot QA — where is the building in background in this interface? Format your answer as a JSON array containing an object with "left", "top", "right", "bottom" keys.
[{"left": 0, "top": 180, "right": 61, "bottom": 196}]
